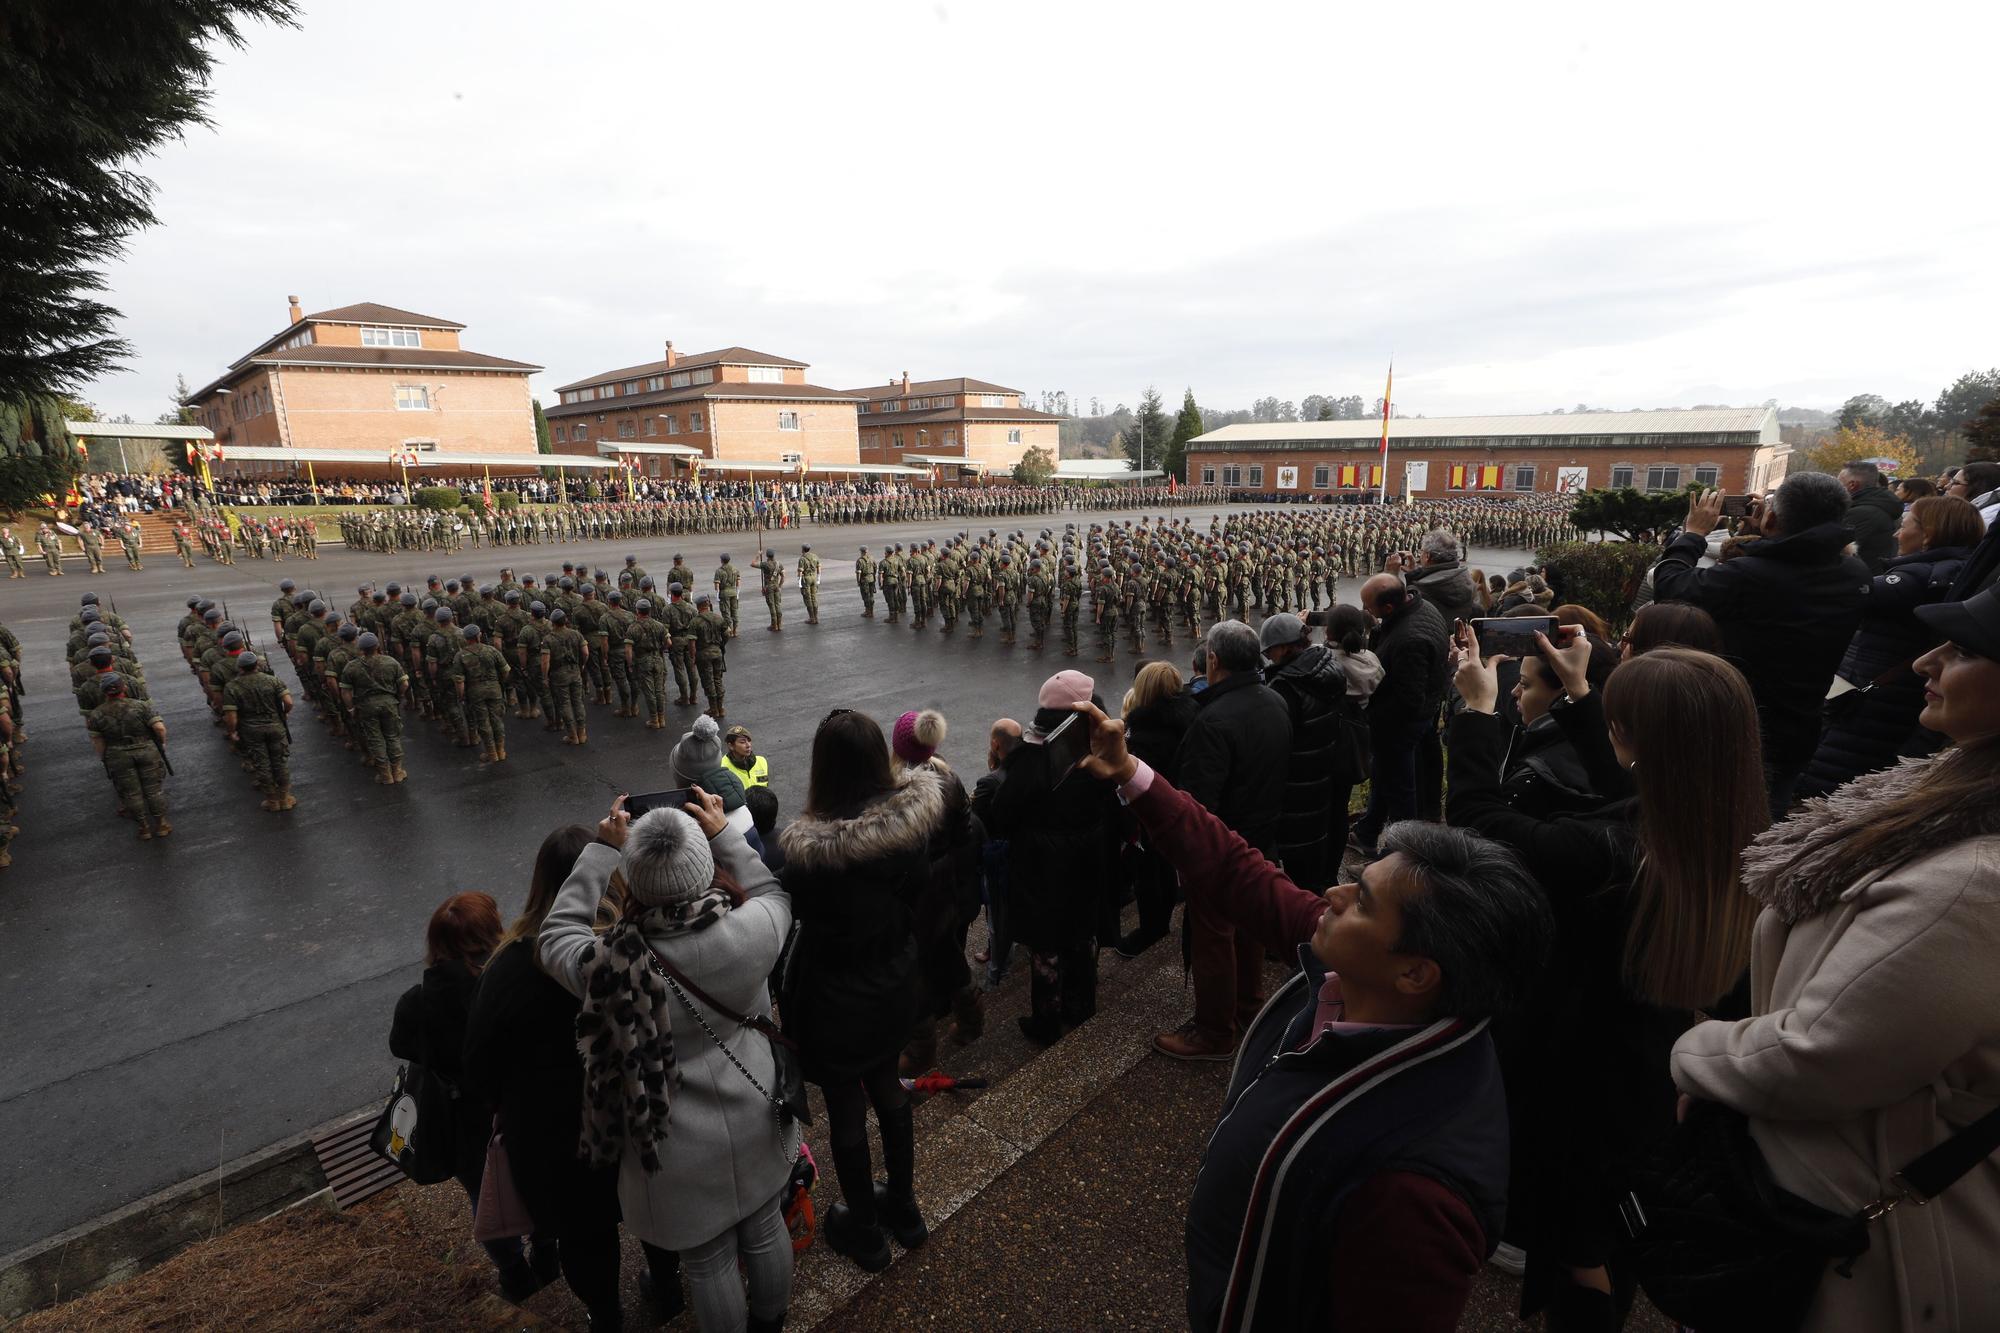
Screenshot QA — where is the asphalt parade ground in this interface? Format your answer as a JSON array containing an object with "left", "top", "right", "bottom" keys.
[{"left": 0, "top": 503, "right": 1541, "bottom": 1258}]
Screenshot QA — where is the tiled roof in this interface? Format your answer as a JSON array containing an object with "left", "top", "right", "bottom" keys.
[
  {"left": 552, "top": 347, "right": 811, "bottom": 394},
  {"left": 543, "top": 380, "right": 861, "bottom": 419},
  {"left": 255, "top": 346, "right": 540, "bottom": 372},
  {"left": 859, "top": 405, "right": 1065, "bottom": 428},
  {"left": 1189, "top": 407, "right": 1778, "bottom": 448},
  {"left": 843, "top": 376, "right": 1019, "bottom": 400},
  {"left": 303, "top": 303, "right": 465, "bottom": 330}
]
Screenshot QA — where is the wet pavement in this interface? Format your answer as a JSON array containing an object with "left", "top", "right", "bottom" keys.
[{"left": 0, "top": 507, "right": 1538, "bottom": 1256}]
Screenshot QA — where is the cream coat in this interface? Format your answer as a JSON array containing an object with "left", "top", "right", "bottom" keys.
[
  {"left": 540, "top": 826, "right": 795, "bottom": 1251},
  {"left": 1672, "top": 836, "right": 2000, "bottom": 1333}
]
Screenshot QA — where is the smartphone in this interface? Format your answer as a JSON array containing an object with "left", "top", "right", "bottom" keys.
[
  {"left": 1303, "top": 609, "right": 1332, "bottom": 628},
  {"left": 626, "top": 787, "right": 694, "bottom": 819},
  {"left": 1720, "top": 494, "right": 1754, "bottom": 518},
  {"left": 1471, "top": 615, "right": 1557, "bottom": 659},
  {"left": 1042, "top": 712, "right": 1092, "bottom": 787}
]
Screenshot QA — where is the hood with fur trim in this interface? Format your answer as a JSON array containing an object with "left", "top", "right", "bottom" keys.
[{"left": 779, "top": 764, "right": 946, "bottom": 873}]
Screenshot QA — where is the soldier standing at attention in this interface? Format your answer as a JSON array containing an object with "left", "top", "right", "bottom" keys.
[
  {"left": 625, "top": 598, "right": 671, "bottom": 730},
  {"left": 222, "top": 651, "right": 295, "bottom": 812},
  {"left": 80, "top": 522, "right": 106, "bottom": 574},
  {"left": 693, "top": 593, "right": 729, "bottom": 720},
  {"left": 453, "top": 622, "right": 511, "bottom": 762},
  {"left": 118, "top": 522, "right": 144, "bottom": 570},
  {"left": 622, "top": 553, "right": 648, "bottom": 586},
  {"left": 340, "top": 632, "right": 409, "bottom": 785},
  {"left": 855, "top": 546, "right": 876, "bottom": 617},
  {"left": 796, "top": 544, "right": 821, "bottom": 624},
  {"left": 87, "top": 673, "right": 170, "bottom": 838},
  {"left": 601, "top": 588, "right": 637, "bottom": 717},
  {"left": 665, "top": 582, "right": 699, "bottom": 707},
  {"left": 171, "top": 522, "right": 195, "bottom": 568},
  {"left": 1, "top": 527, "right": 25, "bottom": 578},
  {"left": 996, "top": 554, "right": 1022, "bottom": 645},
  {"left": 542, "top": 607, "right": 590, "bottom": 746},
  {"left": 758, "top": 548, "right": 785, "bottom": 631},
  {"left": 1059, "top": 561, "right": 1083, "bottom": 657},
  {"left": 667, "top": 553, "right": 694, "bottom": 593},
  {"left": 37, "top": 523, "right": 63, "bottom": 575},
  {"left": 881, "top": 544, "right": 906, "bottom": 623},
  {"left": 714, "top": 553, "right": 741, "bottom": 637}
]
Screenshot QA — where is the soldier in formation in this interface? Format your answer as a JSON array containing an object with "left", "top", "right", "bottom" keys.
[{"left": 796, "top": 544, "right": 821, "bottom": 624}]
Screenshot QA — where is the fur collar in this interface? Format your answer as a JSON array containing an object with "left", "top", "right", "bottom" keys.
[
  {"left": 1740, "top": 756, "right": 1998, "bottom": 923},
  {"left": 779, "top": 766, "right": 945, "bottom": 872}
]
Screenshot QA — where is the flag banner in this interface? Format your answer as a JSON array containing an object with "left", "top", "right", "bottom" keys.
[
  {"left": 1276, "top": 466, "right": 1299, "bottom": 490},
  {"left": 1449, "top": 464, "right": 1467, "bottom": 490},
  {"left": 1479, "top": 464, "right": 1502, "bottom": 490},
  {"left": 1368, "top": 464, "right": 1383, "bottom": 487},
  {"left": 1339, "top": 463, "right": 1358, "bottom": 488}
]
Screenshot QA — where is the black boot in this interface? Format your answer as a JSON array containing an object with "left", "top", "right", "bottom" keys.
[
  {"left": 826, "top": 1137, "right": 892, "bottom": 1272},
  {"left": 873, "top": 1100, "right": 926, "bottom": 1248},
  {"left": 747, "top": 1314, "right": 787, "bottom": 1333},
  {"left": 638, "top": 1242, "right": 686, "bottom": 1322}
]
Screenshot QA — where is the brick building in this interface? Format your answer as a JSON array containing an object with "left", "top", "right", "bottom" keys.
[
  {"left": 184, "top": 298, "right": 541, "bottom": 477},
  {"left": 546, "top": 342, "right": 862, "bottom": 479},
  {"left": 845, "top": 374, "right": 1063, "bottom": 476},
  {"left": 1186, "top": 407, "right": 1790, "bottom": 499}
]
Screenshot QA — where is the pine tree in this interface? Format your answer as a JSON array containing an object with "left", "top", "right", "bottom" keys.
[
  {"left": 1164, "top": 388, "right": 1204, "bottom": 481},
  {"left": 1121, "top": 387, "right": 1172, "bottom": 472},
  {"left": 533, "top": 398, "right": 553, "bottom": 453}
]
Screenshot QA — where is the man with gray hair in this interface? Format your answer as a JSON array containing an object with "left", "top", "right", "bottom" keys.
[
  {"left": 1837, "top": 459, "right": 1901, "bottom": 573},
  {"left": 1656, "top": 473, "right": 1870, "bottom": 817},
  {"left": 1156, "top": 620, "right": 1292, "bottom": 1061}
]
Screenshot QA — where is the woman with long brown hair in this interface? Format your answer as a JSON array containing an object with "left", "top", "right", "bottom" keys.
[
  {"left": 1448, "top": 631, "right": 1768, "bottom": 1331},
  {"left": 1672, "top": 589, "right": 2000, "bottom": 1333}
]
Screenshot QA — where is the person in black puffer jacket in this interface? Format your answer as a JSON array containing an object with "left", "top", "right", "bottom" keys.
[
  {"left": 1801, "top": 494, "right": 1982, "bottom": 798},
  {"left": 779, "top": 710, "right": 947, "bottom": 1273},
  {"left": 1839, "top": 461, "right": 1904, "bottom": 574},
  {"left": 1497, "top": 639, "right": 1623, "bottom": 821},
  {"left": 1116, "top": 662, "right": 1199, "bottom": 956},
  {"left": 1259, "top": 612, "right": 1349, "bottom": 890}
]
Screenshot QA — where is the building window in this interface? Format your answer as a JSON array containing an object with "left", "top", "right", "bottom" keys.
[
  {"left": 688, "top": 410, "right": 703, "bottom": 432},
  {"left": 1007, "top": 428, "right": 1022, "bottom": 445},
  {"left": 1221, "top": 465, "right": 1242, "bottom": 486},
  {"left": 778, "top": 411, "right": 800, "bottom": 431},
  {"left": 643, "top": 417, "right": 656, "bottom": 436},
  {"left": 1645, "top": 465, "right": 1682, "bottom": 492},
  {"left": 572, "top": 424, "right": 589, "bottom": 441},
  {"left": 1202, "top": 465, "right": 1217, "bottom": 485},
  {"left": 618, "top": 419, "right": 636, "bottom": 439},
  {"left": 669, "top": 372, "right": 691, "bottom": 389},
  {"left": 857, "top": 401, "right": 869, "bottom": 414},
  {"left": 1512, "top": 463, "right": 1536, "bottom": 491},
  {"left": 882, "top": 400, "right": 901, "bottom": 412},
  {"left": 662, "top": 414, "right": 678, "bottom": 435},
  {"left": 691, "top": 368, "right": 714, "bottom": 385},
  {"left": 647, "top": 376, "right": 665, "bottom": 392},
  {"left": 747, "top": 366, "right": 785, "bottom": 383},
  {"left": 1313, "top": 464, "right": 1331, "bottom": 488},
  {"left": 1694, "top": 464, "right": 1721, "bottom": 488},
  {"left": 623, "top": 381, "right": 639, "bottom": 396},
  {"left": 981, "top": 394, "right": 1007, "bottom": 407},
  {"left": 1247, "top": 465, "right": 1264, "bottom": 488},
  {"left": 1611, "top": 463, "right": 1636, "bottom": 489},
  {"left": 362, "top": 326, "right": 422, "bottom": 348},
  {"left": 943, "top": 429, "right": 956, "bottom": 447},
  {"left": 394, "top": 385, "right": 430, "bottom": 411}
]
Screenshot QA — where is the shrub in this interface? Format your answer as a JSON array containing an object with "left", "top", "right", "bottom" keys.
[
  {"left": 1535, "top": 540, "right": 1660, "bottom": 633},
  {"left": 412, "top": 486, "right": 463, "bottom": 511},
  {"left": 495, "top": 491, "right": 521, "bottom": 510}
]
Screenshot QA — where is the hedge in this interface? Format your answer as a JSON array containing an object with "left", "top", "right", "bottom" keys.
[
  {"left": 1534, "top": 540, "right": 1660, "bottom": 633},
  {"left": 495, "top": 491, "right": 522, "bottom": 510},
  {"left": 412, "top": 486, "right": 463, "bottom": 511}
]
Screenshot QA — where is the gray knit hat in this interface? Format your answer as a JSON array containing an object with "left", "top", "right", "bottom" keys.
[
  {"left": 670, "top": 715, "right": 724, "bottom": 785},
  {"left": 622, "top": 808, "right": 716, "bottom": 908}
]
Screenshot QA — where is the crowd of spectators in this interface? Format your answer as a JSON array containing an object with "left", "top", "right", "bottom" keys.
[{"left": 377, "top": 454, "right": 2000, "bottom": 1333}]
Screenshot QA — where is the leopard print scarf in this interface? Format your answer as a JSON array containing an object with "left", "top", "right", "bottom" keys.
[{"left": 574, "top": 888, "right": 733, "bottom": 1172}]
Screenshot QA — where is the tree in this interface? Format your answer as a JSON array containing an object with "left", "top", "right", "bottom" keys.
[
  {"left": 1566, "top": 487, "right": 1692, "bottom": 541},
  {"left": 1163, "top": 388, "right": 1203, "bottom": 481},
  {"left": 1251, "top": 396, "right": 1298, "bottom": 423},
  {"left": 1, "top": 1, "right": 298, "bottom": 404},
  {"left": 1121, "top": 387, "right": 1171, "bottom": 471},
  {"left": 1836, "top": 394, "right": 1890, "bottom": 431},
  {"left": 1801, "top": 423, "right": 1922, "bottom": 478},
  {"left": 0, "top": 395, "right": 81, "bottom": 514},
  {"left": 1012, "top": 445, "right": 1056, "bottom": 486},
  {"left": 533, "top": 398, "right": 553, "bottom": 454},
  {"left": 1959, "top": 397, "right": 2000, "bottom": 462}
]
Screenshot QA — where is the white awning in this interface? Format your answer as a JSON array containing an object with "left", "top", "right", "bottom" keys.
[
  {"left": 1054, "top": 460, "right": 1163, "bottom": 481},
  {"left": 597, "top": 442, "right": 705, "bottom": 458},
  {"left": 902, "top": 454, "right": 989, "bottom": 471},
  {"left": 215, "top": 445, "right": 622, "bottom": 469},
  {"left": 696, "top": 460, "right": 929, "bottom": 476},
  {"left": 68, "top": 421, "right": 215, "bottom": 442}
]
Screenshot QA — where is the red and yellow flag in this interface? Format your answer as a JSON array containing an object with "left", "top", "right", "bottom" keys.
[{"left": 1377, "top": 361, "right": 1394, "bottom": 498}]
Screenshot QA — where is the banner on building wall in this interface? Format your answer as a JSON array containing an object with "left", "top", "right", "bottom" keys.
[
  {"left": 1449, "top": 464, "right": 1467, "bottom": 490},
  {"left": 1368, "top": 464, "right": 1383, "bottom": 488},
  {"left": 1404, "top": 460, "right": 1429, "bottom": 492},
  {"left": 1276, "top": 466, "right": 1299, "bottom": 490},
  {"left": 1479, "top": 464, "right": 1502, "bottom": 490},
  {"left": 1335, "top": 463, "right": 1355, "bottom": 488},
  {"left": 1556, "top": 465, "right": 1589, "bottom": 493}
]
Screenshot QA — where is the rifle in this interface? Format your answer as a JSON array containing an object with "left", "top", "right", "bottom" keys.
[{"left": 151, "top": 731, "right": 174, "bottom": 776}]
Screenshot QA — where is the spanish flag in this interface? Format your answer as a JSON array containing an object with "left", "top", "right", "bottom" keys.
[{"left": 1376, "top": 361, "right": 1393, "bottom": 498}]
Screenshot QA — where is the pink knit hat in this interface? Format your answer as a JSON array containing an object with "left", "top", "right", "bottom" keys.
[
  {"left": 893, "top": 709, "right": 946, "bottom": 765},
  {"left": 1037, "top": 669, "right": 1094, "bottom": 710}
]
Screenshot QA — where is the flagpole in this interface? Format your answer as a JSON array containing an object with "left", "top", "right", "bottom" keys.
[{"left": 1377, "top": 359, "right": 1394, "bottom": 504}]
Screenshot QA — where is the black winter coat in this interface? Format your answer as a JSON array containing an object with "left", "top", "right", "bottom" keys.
[
  {"left": 1498, "top": 712, "right": 1604, "bottom": 820},
  {"left": 389, "top": 958, "right": 493, "bottom": 1187},
  {"left": 462, "top": 939, "right": 619, "bottom": 1234},
  {"left": 1367, "top": 593, "right": 1450, "bottom": 732},
  {"left": 1123, "top": 691, "right": 1198, "bottom": 783},
  {"left": 1843, "top": 484, "right": 1903, "bottom": 574},
  {"left": 912, "top": 764, "right": 981, "bottom": 1016},
  {"left": 1174, "top": 671, "right": 1292, "bottom": 857},
  {"left": 985, "top": 734, "right": 1120, "bottom": 950},
  {"left": 1265, "top": 644, "right": 1349, "bottom": 887},
  {"left": 1799, "top": 545, "right": 1967, "bottom": 798},
  {"left": 1650, "top": 522, "right": 1870, "bottom": 766},
  {"left": 778, "top": 768, "right": 946, "bottom": 1081}
]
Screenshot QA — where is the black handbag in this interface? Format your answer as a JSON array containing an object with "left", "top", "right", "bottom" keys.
[
  {"left": 1626, "top": 1099, "right": 2000, "bottom": 1333},
  {"left": 368, "top": 1061, "right": 459, "bottom": 1184},
  {"left": 649, "top": 944, "right": 813, "bottom": 1128}
]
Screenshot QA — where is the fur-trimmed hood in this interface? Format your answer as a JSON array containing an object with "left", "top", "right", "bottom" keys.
[
  {"left": 1740, "top": 754, "right": 2000, "bottom": 924},
  {"left": 778, "top": 765, "right": 946, "bottom": 872}
]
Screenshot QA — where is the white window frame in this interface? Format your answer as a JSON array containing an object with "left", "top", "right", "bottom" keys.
[
  {"left": 643, "top": 417, "right": 657, "bottom": 436},
  {"left": 1694, "top": 463, "right": 1722, "bottom": 488},
  {"left": 1611, "top": 463, "right": 1636, "bottom": 489},
  {"left": 363, "top": 326, "right": 422, "bottom": 348},
  {"left": 618, "top": 419, "right": 636, "bottom": 440},
  {"left": 688, "top": 410, "right": 704, "bottom": 433},
  {"left": 1512, "top": 463, "right": 1537, "bottom": 492},
  {"left": 1645, "top": 464, "right": 1682, "bottom": 493},
  {"left": 623, "top": 381, "right": 639, "bottom": 396},
  {"left": 747, "top": 366, "right": 785, "bottom": 383},
  {"left": 572, "top": 424, "right": 588, "bottom": 441},
  {"left": 662, "top": 414, "right": 678, "bottom": 435},
  {"left": 892, "top": 430, "right": 904, "bottom": 449},
  {"left": 981, "top": 394, "right": 1007, "bottom": 407},
  {"left": 691, "top": 368, "right": 714, "bottom": 385},
  {"left": 882, "top": 400, "right": 901, "bottom": 413},
  {"left": 1313, "top": 464, "right": 1331, "bottom": 489},
  {"left": 1007, "top": 427, "right": 1022, "bottom": 445},
  {"left": 647, "top": 376, "right": 665, "bottom": 392},
  {"left": 1202, "top": 465, "right": 1217, "bottom": 485},
  {"left": 777, "top": 411, "right": 801, "bottom": 431},
  {"left": 394, "top": 385, "right": 430, "bottom": 411},
  {"left": 1247, "top": 465, "right": 1264, "bottom": 488},
  {"left": 669, "top": 372, "right": 691, "bottom": 389}
]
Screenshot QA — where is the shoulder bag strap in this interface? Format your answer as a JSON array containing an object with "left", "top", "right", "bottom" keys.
[
  {"left": 647, "top": 942, "right": 797, "bottom": 1051},
  {"left": 1871, "top": 1103, "right": 2000, "bottom": 1218}
]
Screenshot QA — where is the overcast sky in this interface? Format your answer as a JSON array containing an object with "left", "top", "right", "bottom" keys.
[{"left": 83, "top": 0, "right": 1997, "bottom": 424}]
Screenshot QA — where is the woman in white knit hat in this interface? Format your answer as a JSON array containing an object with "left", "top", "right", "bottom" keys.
[{"left": 540, "top": 786, "right": 795, "bottom": 1333}]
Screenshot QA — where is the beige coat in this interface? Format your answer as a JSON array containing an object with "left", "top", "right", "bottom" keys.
[{"left": 1672, "top": 836, "right": 2000, "bottom": 1333}]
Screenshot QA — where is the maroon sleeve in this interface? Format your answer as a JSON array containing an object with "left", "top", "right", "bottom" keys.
[
  {"left": 1129, "top": 771, "right": 1324, "bottom": 955},
  {"left": 1326, "top": 1171, "right": 1485, "bottom": 1333}
]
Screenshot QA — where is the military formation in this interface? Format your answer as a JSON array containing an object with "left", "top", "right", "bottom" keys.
[
  {"left": 16, "top": 519, "right": 151, "bottom": 575},
  {"left": 66, "top": 592, "right": 173, "bottom": 839}
]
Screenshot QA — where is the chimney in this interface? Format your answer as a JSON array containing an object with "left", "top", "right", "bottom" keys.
[
  {"left": 664, "top": 340, "right": 677, "bottom": 368},
  {"left": 901, "top": 371, "right": 911, "bottom": 395},
  {"left": 287, "top": 295, "right": 303, "bottom": 325}
]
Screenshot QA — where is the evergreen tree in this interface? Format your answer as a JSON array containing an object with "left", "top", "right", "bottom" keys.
[
  {"left": 1120, "top": 387, "right": 1172, "bottom": 472},
  {"left": 1164, "top": 388, "right": 1204, "bottom": 481},
  {"left": 533, "top": 398, "right": 553, "bottom": 453}
]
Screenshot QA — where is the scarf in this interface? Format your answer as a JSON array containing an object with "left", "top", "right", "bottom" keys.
[
  {"left": 574, "top": 887, "right": 734, "bottom": 1171},
  {"left": 1739, "top": 756, "right": 2000, "bottom": 924}
]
